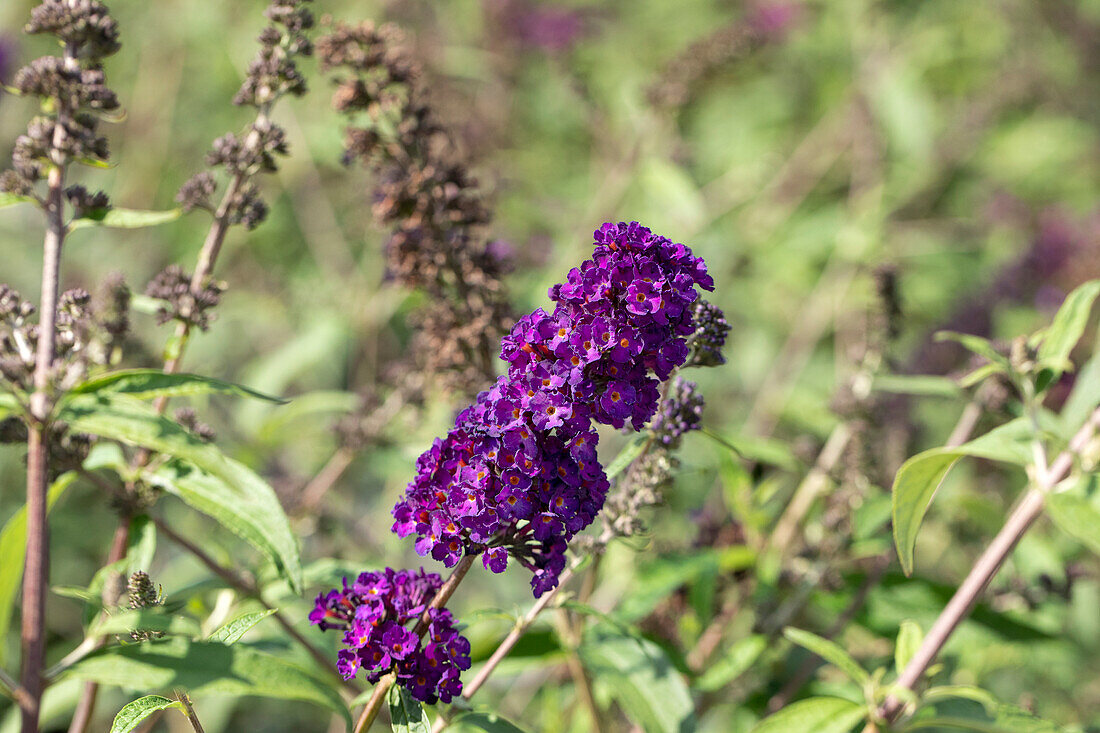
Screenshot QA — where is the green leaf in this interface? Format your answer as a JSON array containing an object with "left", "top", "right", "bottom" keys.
[
  {"left": 1047, "top": 485, "right": 1100, "bottom": 556},
  {"left": 783, "top": 628, "right": 869, "bottom": 686},
  {"left": 0, "top": 193, "right": 35, "bottom": 209},
  {"left": 696, "top": 634, "right": 767, "bottom": 691},
  {"left": 109, "top": 695, "right": 183, "bottom": 733},
  {"left": 750, "top": 697, "right": 866, "bottom": 733},
  {"left": 0, "top": 472, "right": 76, "bottom": 665},
  {"left": 605, "top": 434, "right": 649, "bottom": 479},
  {"left": 579, "top": 627, "right": 694, "bottom": 733},
  {"left": 1060, "top": 346, "right": 1100, "bottom": 436},
  {"left": 921, "top": 685, "right": 997, "bottom": 713},
  {"left": 65, "top": 637, "right": 349, "bottom": 725},
  {"left": 126, "top": 514, "right": 157, "bottom": 576},
  {"left": 935, "top": 332, "right": 1010, "bottom": 371},
  {"left": 90, "top": 609, "right": 201, "bottom": 638},
  {"left": 872, "top": 374, "right": 961, "bottom": 398},
  {"left": 891, "top": 417, "right": 1045, "bottom": 576},
  {"left": 146, "top": 460, "right": 301, "bottom": 594},
  {"left": 208, "top": 609, "right": 277, "bottom": 644},
  {"left": 451, "top": 712, "right": 529, "bottom": 733},
  {"left": 59, "top": 395, "right": 302, "bottom": 593},
  {"left": 894, "top": 620, "right": 923, "bottom": 674},
  {"left": 1037, "top": 280, "right": 1100, "bottom": 370},
  {"left": 69, "top": 369, "right": 286, "bottom": 403},
  {"left": 388, "top": 684, "right": 431, "bottom": 733},
  {"left": 0, "top": 391, "right": 20, "bottom": 421},
  {"left": 69, "top": 207, "right": 181, "bottom": 230}
]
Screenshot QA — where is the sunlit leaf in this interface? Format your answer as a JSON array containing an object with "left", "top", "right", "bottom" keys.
[
  {"left": 59, "top": 394, "right": 302, "bottom": 593},
  {"left": 208, "top": 609, "right": 277, "bottom": 645},
  {"left": 65, "top": 637, "right": 349, "bottom": 725},
  {"left": 892, "top": 417, "right": 1047, "bottom": 575},
  {"left": 109, "top": 695, "right": 183, "bottom": 733},
  {"left": 750, "top": 697, "right": 865, "bottom": 733},
  {"left": 69, "top": 369, "right": 286, "bottom": 404},
  {"left": 69, "top": 207, "right": 181, "bottom": 230},
  {"left": 894, "top": 620, "right": 923, "bottom": 675},
  {"left": 1036, "top": 280, "right": 1100, "bottom": 372}
]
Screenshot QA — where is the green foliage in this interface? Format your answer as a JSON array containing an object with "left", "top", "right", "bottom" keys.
[
  {"left": 109, "top": 695, "right": 183, "bottom": 733},
  {"left": 783, "top": 628, "right": 869, "bottom": 687},
  {"left": 749, "top": 697, "right": 866, "bottom": 733},
  {"left": 70, "top": 369, "right": 286, "bottom": 403},
  {"left": 208, "top": 609, "right": 277, "bottom": 645},
  {"left": 69, "top": 208, "right": 182, "bottom": 231},
  {"left": 58, "top": 394, "right": 302, "bottom": 593},
  {"left": 579, "top": 627, "right": 695, "bottom": 733},
  {"left": 388, "top": 685, "right": 431, "bottom": 733},
  {"left": 64, "top": 638, "right": 350, "bottom": 725}
]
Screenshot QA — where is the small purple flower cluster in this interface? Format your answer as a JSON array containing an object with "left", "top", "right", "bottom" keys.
[
  {"left": 650, "top": 376, "right": 704, "bottom": 448},
  {"left": 393, "top": 222, "right": 714, "bottom": 596},
  {"left": 309, "top": 568, "right": 470, "bottom": 703}
]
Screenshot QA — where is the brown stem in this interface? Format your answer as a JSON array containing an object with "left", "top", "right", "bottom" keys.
[
  {"left": 296, "top": 447, "right": 355, "bottom": 515},
  {"left": 354, "top": 556, "right": 476, "bottom": 733},
  {"left": 151, "top": 516, "right": 360, "bottom": 696},
  {"left": 175, "top": 689, "right": 206, "bottom": 733},
  {"left": 555, "top": 610, "right": 603, "bottom": 733},
  {"left": 21, "top": 63, "right": 74, "bottom": 725},
  {"left": 432, "top": 567, "right": 576, "bottom": 733},
  {"left": 875, "top": 407, "right": 1100, "bottom": 725}
]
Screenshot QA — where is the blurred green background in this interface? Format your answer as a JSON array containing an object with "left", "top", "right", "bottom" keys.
[{"left": 1, "top": 0, "right": 1099, "bottom": 731}]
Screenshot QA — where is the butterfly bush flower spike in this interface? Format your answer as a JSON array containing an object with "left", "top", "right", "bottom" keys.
[
  {"left": 392, "top": 222, "right": 715, "bottom": 596},
  {"left": 309, "top": 568, "right": 471, "bottom": 703}
]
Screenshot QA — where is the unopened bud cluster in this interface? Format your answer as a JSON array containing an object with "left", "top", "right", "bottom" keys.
[
  {"left": 174, "top": 0, "right": 314, "bottom": 230},
  {"left": 126, "top": 571, "right": 165, "bottom": 642},
  {"left": 0, "top": 0, "right": 120, "bottom": 199}
]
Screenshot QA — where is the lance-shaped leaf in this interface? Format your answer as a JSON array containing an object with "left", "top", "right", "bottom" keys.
[
  {"left": 783, "top": 627, "right": 869, "bottom": 686},
  {"left": 208, "top": 609, "right": 277, "bottom": 645},
  {"left": 1036, "top": 279, "right": 1100, "bottom": 373},
  {"left": 69, "top": 369, "right": 286, "bottom": 403},
  {"left": 59, "top": 394, "right": 302, "bottom": 593},
  {"left": 892, "top": 416, "right": 1052, "bottom": 575},
  {"left": 110, "top": 696, "right": 184, "bottom": 733},
  {"left": 894, "top": 620, "right": 923, "bottom": 674},
  {"left": 64, "top": 637, "right": 349, "bottom": 726},
  {"left": 1047, "top": 478, "right": 1100, "bottom": 556},
  {"left": 750, "top": 697, "right": 866, "bottom": 733},
  {"left": 69, "top": 207, "right": 181, "bottom": 230}
]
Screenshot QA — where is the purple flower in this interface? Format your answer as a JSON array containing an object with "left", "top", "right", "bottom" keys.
[
  {"left": 392, "top": 222, "right": 715, "bottom": 596},
  {"left": 309, "top": 567, "right": 471, "bottom": 703}
]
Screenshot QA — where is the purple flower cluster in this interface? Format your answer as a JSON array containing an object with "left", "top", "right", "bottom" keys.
[
  {"left": 650, "top": 376, "right": 704, "bottom": 448},
  {"left": 393, "top": 222, "right": 714, "bottom": 596},
  {"left": 309, "top": 568, "right": 470, "bottom": 703}
]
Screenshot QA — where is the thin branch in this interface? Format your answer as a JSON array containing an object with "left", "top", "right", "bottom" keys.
[
  {"left": 175, "top": 689, "right": 206, "bottom": 733},
  {"left": 873, "top": 407, "right": 1100, "bottom": 726},
  {"left": 151, "top": 516, "right": 360, "bottom": 697},
  {"left": 21, "top": 44, "right": 76, "bottom": 732}
]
